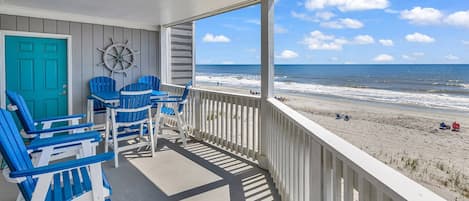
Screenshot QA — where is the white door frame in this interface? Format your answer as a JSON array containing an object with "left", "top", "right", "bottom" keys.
[{"left": 0, "top": 30, "right": 73, "bottom": 115}]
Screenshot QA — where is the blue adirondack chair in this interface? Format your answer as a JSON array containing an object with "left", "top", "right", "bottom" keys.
[
  {"left": 154, "top": 81, "right": 192, "bottom": 147},
  {"left": 87, "top": 76, "right": 117, "bottom": 124},
  {"left": 105, "top": 83, "right": 155, "bottom": 168},
  {"left": 0, "top": 109, "right": 113, "bottom": 201},
  {"left": 6, "top": 91, "right": 92, "bottom": 140},
  {"left": 6, "top": 91, "right": 100, "bottom": 167}
]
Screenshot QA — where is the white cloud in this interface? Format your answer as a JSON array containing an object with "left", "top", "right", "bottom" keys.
[
  {"left": 245, "top": 19, "right": 261, "bottom": 25},
  {"left": 373, "top": 54, "right": 394, "bottom": 62},
  {"left": 303, "top": 30, "right": 347, "bottom": 50},
  {"left": 316, "top": 11, "right": 335, "bottom": 20},
  {"left": 353, "top": 35, "right": 374, "bottom": 44},
  {"left": 405, "top": 32, "right": 435, "bottom": 43},
  {"left": 463, "top": 40, "right": 469, "bottom": 45},
  {"left": 203, "top": 33, "right": 231, "bottom": 43},
  {"left": 305, "top": 0, "right": 389, "bottom": 11},
  {"left": 302, "top": 31, "right": 376, "bottom": 50},
  {"left": 291, "top": 11, "right": 318, "bottom": 22},
  {"left": 445, "top": 54, "right": 460, "bottom": 61},
  {"left": 400, "top": 7, "right": 443, "bottom": 25},
  {"left": 445, "top": 11, "right": 469, "bottom": 28},
  {"left": 277, "top": 50, "right": 299, "bottom": 59},
  {"left": 275, "top": 25, "right": 288, "bottom": 33},
  {"left": 379, "top": 39, "right": 394, "bottom": 46},
  {"left": 321, "top": 18, "right": 364, "bottom": 29}
]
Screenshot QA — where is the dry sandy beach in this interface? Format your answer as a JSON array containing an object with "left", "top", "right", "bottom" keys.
[{"left": 200, "top": 85, "right": 469, "bottom": 201}]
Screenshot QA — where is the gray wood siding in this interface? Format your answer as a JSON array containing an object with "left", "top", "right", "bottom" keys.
[
  {"left": 171, "top": 22, "right": 193, "bottom": 85},
  {"left": 0, "top": 14, "right": 160, "bottom": 114}
]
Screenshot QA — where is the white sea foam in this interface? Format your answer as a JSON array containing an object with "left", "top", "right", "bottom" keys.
[
  {"left": 460, "top": 83, "right": 469, "bottom": 89},
  {"left": 197, "top": 74, "right": 469, "bottom": 111}
]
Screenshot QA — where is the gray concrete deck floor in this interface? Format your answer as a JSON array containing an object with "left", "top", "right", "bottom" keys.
[{"left": 0, "top": 138, "right": 281, "bottom": 201}]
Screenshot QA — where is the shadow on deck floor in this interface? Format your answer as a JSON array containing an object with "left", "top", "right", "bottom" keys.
[{"left": 0, "top": 138, "right": 281, "bottom": 201}]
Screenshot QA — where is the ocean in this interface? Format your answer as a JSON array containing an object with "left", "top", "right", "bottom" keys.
[{"left": 196, "top": 64, "right": 469, "bottom": 112}]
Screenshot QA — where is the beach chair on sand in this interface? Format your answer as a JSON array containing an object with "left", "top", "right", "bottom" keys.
[
  {"left": 0, "top": 109, "right": 113, "bottom": 201},
  {"left": 154, "top": 81, "right": 192, "bottom": 147},
  {"left": 105, "top": 83, "right": 155, "bottom": 168}
]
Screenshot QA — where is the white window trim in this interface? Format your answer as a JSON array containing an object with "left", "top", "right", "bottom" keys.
[{"left": 0, "top": 30, "right": 73, "bottom": 115}]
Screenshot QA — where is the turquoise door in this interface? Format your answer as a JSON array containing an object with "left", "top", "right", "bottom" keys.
[{"left": 5, "top": 36, "right": 68, "bottom": 125}]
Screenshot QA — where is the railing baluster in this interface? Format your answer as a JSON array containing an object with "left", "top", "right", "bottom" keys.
[
  {"left": 225, "top": 96, "right": 229, "bottom": 146},
  {"left": 359, "top": 176, "right": 371, "bottom": 201},
  {"left": 215, "top": 95, "right": 220, "bottom": 145},
  {"left": 304, "top": 133, "right": 310, "bottom": 201},
  {"left": 299, "top": 130, "right": 305, "bottom": 201},
  {"left": 343, "top": 164, "right": 354, "bottom": 201},
  {"left": 235, "top": 97, "right": 239, "bottom": 153},
  {"left": 231, "top": 96, "right": 236, "bottom": 151},
  {"left": 323, "top": 148, "right": 333, "bottom": 201},
  {"left": 240, "top": 99, "right": 245, "bottom": 155},
  {"left": 161, "top": 84, "right": 442, "bottom": 201}
]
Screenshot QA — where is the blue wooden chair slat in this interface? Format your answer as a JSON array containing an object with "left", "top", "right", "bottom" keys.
[
  {"left": 71, "top": 169, "right": 83, "bottom": 195},
  {"left": 0, "top": 109, "right": 113, "bottom": 201},
  {"left": 138, "top": 75, "right": 161, "bottom": 91},
  {"left": 62, "top": 171, "right": 73, "bottom": 200},
  {"left": 89, "top": 76, "right": 116, "bottom": 111},
  {"left": 80, "top": 167, "right": 92, "bottom": 191},
  {"left": 5, "top": 91, "right": 37, "bottom": 132},
  {"left": 106, "top": 83, "right": 155, "bottom": 168},
  {"left": 138, "top": 75, "right": 161, "bottom": 108},
  {"left": 0, "top": 109, "right": 37, "bottom": 198},
  {"left": 53, "top": 173, "right": 62, "bottom": 201}
]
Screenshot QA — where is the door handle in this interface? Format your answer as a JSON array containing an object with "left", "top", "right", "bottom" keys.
[{"left": 63, "top": 84, "right": 68, "bottom": 89}]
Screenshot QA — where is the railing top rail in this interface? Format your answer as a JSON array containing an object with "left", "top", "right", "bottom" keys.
[
  {"left": 268, "top": 98, "right": 445, "bottom": 201},
  {"left": 162, "top": 83, "right": 261, "bottom": 102}
]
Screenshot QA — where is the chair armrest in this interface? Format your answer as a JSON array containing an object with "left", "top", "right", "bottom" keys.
[
  {"left": 152, "top": 99, "right": 183, "bottom": 103},
  {"left": 26, "top": 123, "right": 93, "bottom": 135},
  {"left": 104, "top": 103, "right": 118, "bottom": 109},
  {"left": 36, "top": 114, "right": 86, "bottom": 124},
  {"left": 167, "top": 95, "right": 181, "bottom": 99},
  {"left": 10, "top": 153, "right": 114, "bottom": 178},
  {"left": 27, "top": 131, "right": 101, "bottom": 150}
]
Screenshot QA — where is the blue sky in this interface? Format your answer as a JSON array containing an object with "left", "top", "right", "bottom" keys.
[{"left": 195, "top": 0, "right": 469, "bottom": 64}]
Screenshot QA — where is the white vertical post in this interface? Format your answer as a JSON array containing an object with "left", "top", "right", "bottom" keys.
[
  {"left": 259, "top": 0, "right": 274, "bottom": 169},
  {"left": 160, "top": 26, "right": 172, "bottom": 84},
  {"left": 192, "top": 22, "right": 197, "bottom": 87},
  {"left": 194, "top": 90, "right": 202, "bottom": 140}
]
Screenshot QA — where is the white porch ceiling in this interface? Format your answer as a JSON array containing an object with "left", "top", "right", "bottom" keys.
[{"left": 0, "top": 0, "right": 258, "bottom": 30}]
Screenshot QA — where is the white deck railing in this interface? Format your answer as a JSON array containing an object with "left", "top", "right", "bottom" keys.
[
  {"left": 266, "top": 98, "right": 445, "bottom": 201},
  {"left": 161, "top": 84, "right": 261, "bottom": 160},
  {"left": 162, "top": 84, "right": 445, "bottom": 201}
]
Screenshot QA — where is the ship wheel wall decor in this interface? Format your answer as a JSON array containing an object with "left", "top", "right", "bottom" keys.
[{"left": 97, "top": 38, "right": 140, "bottom": 77}]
